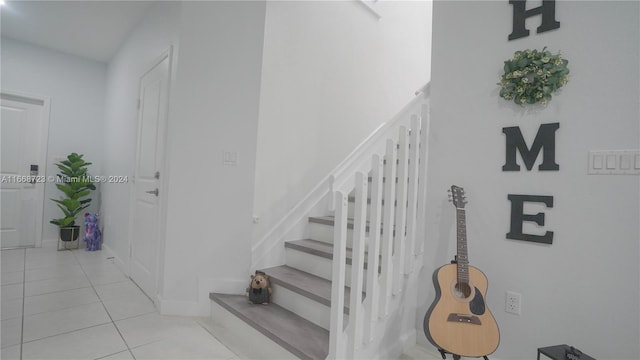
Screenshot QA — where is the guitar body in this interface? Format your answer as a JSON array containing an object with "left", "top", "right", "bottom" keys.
[{"left": 424, "top": 263, "right": 500, "bottom": 358}]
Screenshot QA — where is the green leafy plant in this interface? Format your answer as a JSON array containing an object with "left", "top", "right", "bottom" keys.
[
  {"left": 498, "top": 48, "right": 569, "bottom": 105},
  {"left": 50, "top": 153, "right": 96, "bottom": 227}
]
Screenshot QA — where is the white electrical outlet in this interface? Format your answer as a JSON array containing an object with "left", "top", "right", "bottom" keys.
[{"left": 505, "top": 291, "right": 522, "bottom": 315}]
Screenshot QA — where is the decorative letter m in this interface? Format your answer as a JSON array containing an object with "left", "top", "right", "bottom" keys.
[{"left": 503, "top": 123, "right": 559, "bottom": 171}]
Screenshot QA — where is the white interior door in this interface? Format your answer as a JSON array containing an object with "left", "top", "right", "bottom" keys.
[
  {"left": 0, "top": 93, "right": 50, "bottom": 248},
  {"left": 130, "top": 50, "right": 171, "bottom": 300}
]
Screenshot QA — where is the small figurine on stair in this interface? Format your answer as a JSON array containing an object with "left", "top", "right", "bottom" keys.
[{"left": 246, "top": 270, "right": 272, "bottom": 304}]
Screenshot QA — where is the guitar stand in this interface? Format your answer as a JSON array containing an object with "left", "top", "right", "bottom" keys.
[{"left": 437, "top": 348, "right": 490, "bottom": 360}]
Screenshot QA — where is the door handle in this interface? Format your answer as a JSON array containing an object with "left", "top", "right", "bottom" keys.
[{"left": 146, "top": 188, "right": 159, "bottom": 196}]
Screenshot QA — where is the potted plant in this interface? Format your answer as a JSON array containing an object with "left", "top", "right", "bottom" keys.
[{"left": 50, "top": 153, "right": 96, "bottom": 242}]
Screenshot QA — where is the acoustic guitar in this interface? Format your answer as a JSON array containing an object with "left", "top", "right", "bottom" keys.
[{"left": 424, "top": 185, "right": 500, "bottom": 358}]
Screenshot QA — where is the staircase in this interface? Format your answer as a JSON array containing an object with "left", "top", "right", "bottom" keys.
[{"left": 210, "top": 87, "right": 430, "bottom": 359}]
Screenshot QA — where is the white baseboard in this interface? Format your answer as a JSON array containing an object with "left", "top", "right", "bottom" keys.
[
  {"left": 157, "top": 293, "right": 202, "bottom": 316},
  {"left": 157, "top": 277, "right": 246, "bottom": 317},
  {"left": 100, "top": 243, "right": 128, "bottom": 276},
  {"left": 380, "top": 329, "right": 417, "bottom": 360}
]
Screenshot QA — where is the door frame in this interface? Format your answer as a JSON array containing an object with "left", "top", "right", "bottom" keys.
[
  {"left": 127, "top": 46, "right": 173, "bottom": 303},
  {"left": 0, "top": 90, "right": 51, "bottom": 249}
]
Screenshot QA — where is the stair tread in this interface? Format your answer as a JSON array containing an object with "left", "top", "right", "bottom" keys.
[
  {"left": 210, "top": 293, "right": 329, "bottom": 360},
  {"left": 261, "top": 265, "right": 333, "bottom": 306},
  {"left": 308, "top": 215, "right": 343, "bottom": 227},
  {"left": 262, "top": 264, "right": 360, "bottom": 314},
  {"left": 285, "top": 238, "right": 336, "bottom": 260},
  {"left": 308, "top": 215, "right": 397, "bottom": 235},
  {"left": 285, "top": 238, "right": 379, "bottom": 271}
]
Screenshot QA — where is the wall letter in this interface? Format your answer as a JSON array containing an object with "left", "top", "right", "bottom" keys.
[
  {"left": 503, "top": 123, "right": 560, "bottom": 171},
  {"left": 507, "top": 194, "right": 554, "bottom": 244},
  {"left": 508, "top": 0, "right": 560, "bottom": 41}
]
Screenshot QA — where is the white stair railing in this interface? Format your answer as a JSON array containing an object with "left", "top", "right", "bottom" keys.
[{"left": 328, "top": 95, "right": 430, "bottom": 359}]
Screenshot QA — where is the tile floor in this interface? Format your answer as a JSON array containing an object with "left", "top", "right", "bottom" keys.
[
  {"left": 1, "top": 241, "right": 240, "bottom": 360},
  {"left": 1, "top": 241, "right": 441, "bottom": 360}
]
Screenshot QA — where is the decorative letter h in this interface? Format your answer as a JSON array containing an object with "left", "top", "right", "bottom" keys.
[{"left": 508, "top": 0, "right": 560, "bottom": 41}]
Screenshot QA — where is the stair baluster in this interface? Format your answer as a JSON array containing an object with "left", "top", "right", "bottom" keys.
[
  {"left": 347, "top": 172, "right": 368, "bottom": 356},
  {"left": 364, "top": 154, "right": 384, "bottom": 344},
  {"left": 405, "top": 116, "right": 421, "bottom": 274},
  {"left": 393, "top": 126, "right": 410, "bottom": 295},
  {"left": 379, "top": 139, "right": 397, "bottom": 317},
  {"left": 328, "top": 190, "right": 348, "bottom": 359}
]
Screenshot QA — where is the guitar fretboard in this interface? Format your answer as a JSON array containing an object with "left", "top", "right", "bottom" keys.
[{"left": 456, "top": 208, "right": 469, "bottom": 285}]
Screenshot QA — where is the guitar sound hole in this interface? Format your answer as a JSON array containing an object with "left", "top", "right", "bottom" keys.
[{"left": 454, "top": 283, "right": 472, "bottom": 299}]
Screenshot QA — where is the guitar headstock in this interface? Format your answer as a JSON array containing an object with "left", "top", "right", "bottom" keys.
[{"left": 448, "top": 185, "right": 467, "bottom": 209}]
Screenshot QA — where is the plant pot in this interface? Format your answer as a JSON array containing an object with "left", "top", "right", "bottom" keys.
[{"left": 59, "top": 226, "right": 80, "bottom": 242}]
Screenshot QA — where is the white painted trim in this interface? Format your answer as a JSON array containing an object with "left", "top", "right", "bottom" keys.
[
  {"left": 101, "top": 242, "right": 129, "bottom": 276},
  {"left": 127, "top": 46, "right": 173, "bottom": 301},
  {"left": 252, "top": 88, "right": 430, "bottom": 271},
  {"left": 0, "top": 90, "right": 51, "bottom": 249},
  {"left": 378, "top": 330, "right": 416, "bottom": 360},
  {"left": 251, "top": 176, "right": 332, "bottom": 269},
  {"left": 358, "top": 0, "right": 382, "bottom": 20},
  {"left": 330, "top": 91, "right": 429, "bottom": 202},
  {"left": 156, "top": 293, "right": 202, "bottom": 317},
  {"left": 156, "top": 276, "right": 246, "bottom": 317}
]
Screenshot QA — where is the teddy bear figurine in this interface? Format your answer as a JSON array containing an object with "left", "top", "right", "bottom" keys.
[{"left": 246, "top": 270, "right": 272, "bottom": 304}]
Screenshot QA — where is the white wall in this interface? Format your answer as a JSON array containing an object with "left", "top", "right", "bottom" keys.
[
  {"left": 252, "top": 1, "right": 432, "bottom": 248},
  {"left": 160, "top": 1, "right": 266, "bottom": 315},
  {"left": 420, "top": 1, "right": 639, "bottom": 359},
  {"left": 1, "top": 37, "right": 106, "bottom": 241},
  {"left": 101, "top": 2, "right": 180, "bottom": 268}
]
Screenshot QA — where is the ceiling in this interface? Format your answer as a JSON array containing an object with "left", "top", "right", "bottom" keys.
[{"left": 1, "top": 1, "right": 156, "bottom": 63}]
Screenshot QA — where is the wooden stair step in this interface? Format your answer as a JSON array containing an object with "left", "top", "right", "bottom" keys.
[
  {"left": 262, "top": 265, "right": 333, "bottom": 307},
  {"left": 285, "top": 239, "right": 376, "bottom": 271},
  {"left": 210, "top": 293, "right": 329, "bottom": 360},
  {"left": 262, "top": 264, "right": 360, "bottom": 314},
  {"left": 347, "top": 195, "right": 398, "bottom": 207},
  {"left": 308, "top": 216, "right": 397, "bottom": 236}
]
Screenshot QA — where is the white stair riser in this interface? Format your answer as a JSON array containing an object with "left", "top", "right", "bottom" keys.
[
  {"left": 209, "top": 301, "right": 298, "bottom": 360},
  {"left": 269, "top": 283, "right": 331, "bottom": 330},
  {"left": 308, "top": 222, "right": 377, "bottom": 247},
  {"left": 284, "top": 248, "right": 369, "bottom": 290},
  {"left": 347, "top": 201, "right": 372, "bottom": 219}
]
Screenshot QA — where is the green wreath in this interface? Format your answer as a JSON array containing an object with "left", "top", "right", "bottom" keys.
[{"left": 498, "top": 48, "right": 569, "bottom": 105}]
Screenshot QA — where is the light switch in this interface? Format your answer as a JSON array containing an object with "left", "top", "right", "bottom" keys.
[
  {"left": 589, "top": 150, "right": 640, "bottom": 175},
  {"left": 620, "top": 155, "right": 631, "bottom": 170},
  {"left": 223, "top": 151, "right": 238, "bottom": 166},
  {"left": 592, "top": 154, "right": 603, "bottom": 169},
  {"left": 606, "top": 155, "right": 616, "bottom": 169}
]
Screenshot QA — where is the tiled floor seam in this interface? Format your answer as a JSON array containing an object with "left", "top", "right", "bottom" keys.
[
  {"left": 196, "top": 319, "right": 241, "bottom": 359},
  {"left": 23, "top": 284, "right": 93, "bottom": 298},
  {"left": 19, "top": 248, "right": 26, "bottom": 360},
  {"left": 21, "top": 321, "right": 112, "bottom": 345},
  {"left": 94, "top": 349, "right": 135, "bottom": 360},
  {"left": 72, "top": 250, "right": 138, "bottom": 358},
  {"left": 22, "top": 298, "right": 103, "bottom": 318}
]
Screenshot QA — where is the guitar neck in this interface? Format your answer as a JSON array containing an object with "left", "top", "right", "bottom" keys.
[{"left": 456, "top": 208, "right": 469, "bottom": 284}]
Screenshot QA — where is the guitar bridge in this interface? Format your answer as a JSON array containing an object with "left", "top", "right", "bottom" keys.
[{"left": 447, "top": 313, "right": 482, "bottom": 325}]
